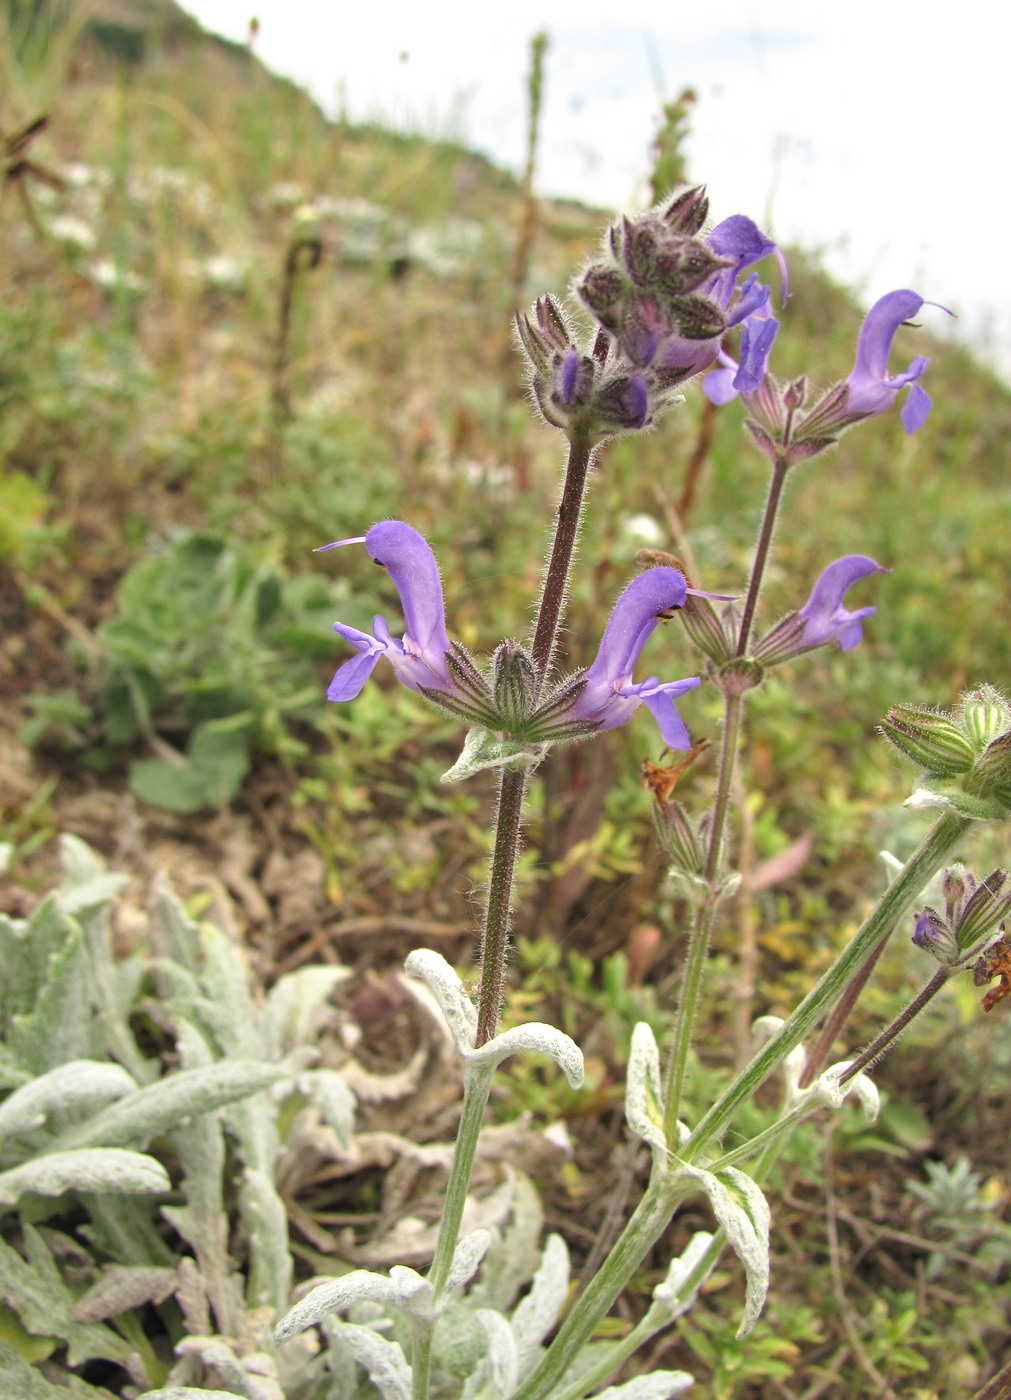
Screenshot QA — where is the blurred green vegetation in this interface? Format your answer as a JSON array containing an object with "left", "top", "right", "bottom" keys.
[{"left": 2, "top": 1, "right": 1010, "bottom": 1395}]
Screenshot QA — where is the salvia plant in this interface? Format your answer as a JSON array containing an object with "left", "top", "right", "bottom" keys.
[{"left": 2, "top": 187, "right": 1009, "bottom": 1400}]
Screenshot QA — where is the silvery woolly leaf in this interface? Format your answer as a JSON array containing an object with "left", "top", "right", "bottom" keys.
[
  {"left": 816, "top": 1062, "right": 880, "bottom": 1121},
  {"left": 467, "top": 1024, "right": 583, "bottom": 1089},
  {"left": 275, "top": 1270, "right": 402, "bottom": 1341},
  {"left": 54, "top": 1061, "right": 284, "bottom": 1150},
  {"left": 137, "top": 1391, "right": 249, "bottom": 1399},
  {"left": 644, "top": 1230, "right": 716, "bottom": 1327},
  {"left": 329, "top": 1320, "right": 411, "bottom": 1400},
  {"left": 0, "top": 1337, "right": 106, "bottom": 1400},
  {"left": 676, "top": 1163, "right": 770, "bottom": 1337},
  {"left": 0, "top": 1147, "right": 170, "bottom": 1207},
  {"left": 260, "top": 965, "right": 350, "bottom": 1057},
  {"left": 240, "top": 1168, "right": 292, "bottom": 1314},
  {"left": 403, "top": 949, "right": 477, "bottom": 1053},
  {"left": 510, "top": 1232, "right": 569, "bottom": 1374},
  {"left": 57, "top": 834, "right": 129, "bottom": 913},
  {"left": 466, "top": 1174, "right": 544, "bottom": 1313},
  {"left": 593, "top": 1371, "right": 694, "bottom": 1398},
  {"left": 461, "top": 1309, "right": 518, "bottom": 1400},
  {"left": 625, "top": 1022, "right": 666, "bottom": 1153},
  {"left": 293, "top": 1068, "right": 355, "bottom": 1147},
  {"left": 0, "top": 1060, "right": 137, "bottom": 1139},
  {"left": 70, "top": 1264, "right": 178, "bottom": 1323},
  {"left": 446, "top": 1228, "right": 492, "bottom": 1293},
  {"left": 442, "top": 726, "right": 544, "bottom": 783}
]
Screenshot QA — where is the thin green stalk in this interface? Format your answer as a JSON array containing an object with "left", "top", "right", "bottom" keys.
[
  {"left": 683, "top": 813, "right": 971, "bottom": 1161},
  {"left": 512, "top": 1164, "right": 689, "bottom": 1400},
  {"left": 410, "top": 1316, "right": 434, "bottom": 1400},
  {"left": 426, "top": 1063, "right": 495, "bottom": 1296},
  {"left": 797, "top": 923, "right": 892, "bottom": 1088}
]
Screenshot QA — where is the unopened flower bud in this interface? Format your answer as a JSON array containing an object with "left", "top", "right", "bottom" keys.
[
  {"left": 880, "top": 705, "right": 976, "bottom": 775},
  {"left": 783, "top": 376, "right": 808, "bottom": 411},
  {"left": 941, "top": 863, "right": 975, "bottom": 923},
  {"left": 960, "top": 685, "right": 1011, "bottom": 751},
  {"left": 661, "top": 185, "right": 709, "bottom": 235},
  {"left": 956, "top": 869, "right": 1011, "bottom": 950},
  {"left": 973, "top": 731, "right": 1011, "bottom": 805},
  {"left": 912, "top": 907, "right": 959, "bottom": 963},
  {"left": 491, "top": 641, "right": 537, "bottom": 730}
]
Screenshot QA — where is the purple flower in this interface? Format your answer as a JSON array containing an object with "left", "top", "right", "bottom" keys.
[
  {"left": 321, "top": 522, "right": 454, "bottom": 701},
  {"left": 753, "top": 556, "right": 889, "bottom": 664},
  {"left": 838, "top": 290, "right": 933, "bottom": 433},
  {"left": 706, "top": 289, "right": 938, "bottom": 438},
  {"left": 568, "top": 568, "right": 701, "bottom": 749},
  {"left": 797, "top": 555, "right": 888, "bottom": 651},
  {"left": 654, "top": 216, "right": 783, "bottom": 380}
]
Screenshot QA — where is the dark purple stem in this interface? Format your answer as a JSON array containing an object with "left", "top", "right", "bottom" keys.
[
  {"left": 972, "top": 1359, "right": 1011, "bottom": 1400},
  {"left": 474, "top": 429, "right": 595, "bottom": 1045},
  {"left": 839, "top": 966, "right": 950, "bottom": 1084},
  {"left": 530, "top": 431, "right": 595, "bottom": 689},
  {"left": 798, "top": 930, "right": 892, "bottom": 1089},
  {"left": 735, "top": 455, "right": 790, "bottom": 657}
]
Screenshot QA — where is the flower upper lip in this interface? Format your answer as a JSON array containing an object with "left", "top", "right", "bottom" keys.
[
  {"left": 568, "top": 567, "right": 701, "bottom": 750},
  {"left": 325, "top": 521, "right": 453, "bottom": 702}
]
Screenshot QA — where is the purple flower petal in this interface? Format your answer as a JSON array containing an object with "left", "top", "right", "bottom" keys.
[
  {"left": 900, "top": 382, "right": 933, "bottom": 434},
  {"left": 797, "top": 555, "right": 889, "bottom": 651},
  {"left": 568, "top": 568, "right": 699, "bottom": 746},
  {"left": 328, "top": 624, "right": 385, "bottom": 700},
  {"left": 843, "top": 290, "right": 929, "bottom": 421},
  {"left": 734, "top": 314, "right": 779, "bottom": 393},
  {"left": 364, "top": 521, "right": 451, "bottom": 657},
  {"left": 326, "top": 522, "right": 454, "bottom": 702},
  {"left": 640, "top": 678, "right": 702, "bottom": 749}
]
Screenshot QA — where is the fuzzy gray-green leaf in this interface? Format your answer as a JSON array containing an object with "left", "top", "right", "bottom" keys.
[
  {"left": 0, "top": 1147, "right": 170, "bottom": 1207},
  {"left": 53, "top": 1061, "right": 283, "bottom": 1151}
]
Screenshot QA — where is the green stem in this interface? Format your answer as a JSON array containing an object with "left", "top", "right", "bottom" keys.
[
  {"left": 512, "top": 1163, "right": 689, "bottom": 1400},
  {"left": 663, "top": 686, "right": 744, "bottom": 1138},
  {"left": 683, "top": 813, "right": 971, "bottom": 1161},
  {"left": 410, "top": 1315, "right": 434, "bottom": 1400},
  {"left": 426, "top": 1063, "right": 495, "bottom": 1297},
  {"left": 797, "top": 923, "right": 892, "bottom": 1088}
]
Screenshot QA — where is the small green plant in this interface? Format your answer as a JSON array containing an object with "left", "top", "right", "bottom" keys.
[{"left": 23, "top": 531, "right": 345, "bottom": 812}]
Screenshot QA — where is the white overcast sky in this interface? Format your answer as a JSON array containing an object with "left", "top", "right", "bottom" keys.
[{"left": 180, "top": 0, "right": 1010, "bottom": 378}]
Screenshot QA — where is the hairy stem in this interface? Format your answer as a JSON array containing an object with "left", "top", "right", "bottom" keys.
[
  {"left": 529, "top": 431, "right": 595, "bottom": 688},
  {"left": 839, "top": 965, "right": 951, "bottom": 1083},
  {"left": 735, "top": 455, "right": 790, "bottom": 657},
  {"left": 662, "top": 690, "right": 743, "bottom": 1136},
  {"left": 512, "top": 1164, "right": 689, "bottom": 1400},
  {"left": 475, "top": 767, "right": 528, "bottom": 1045},
  {"left": 426, "top": 1062, "right": 495, "bottom": 1296}
]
